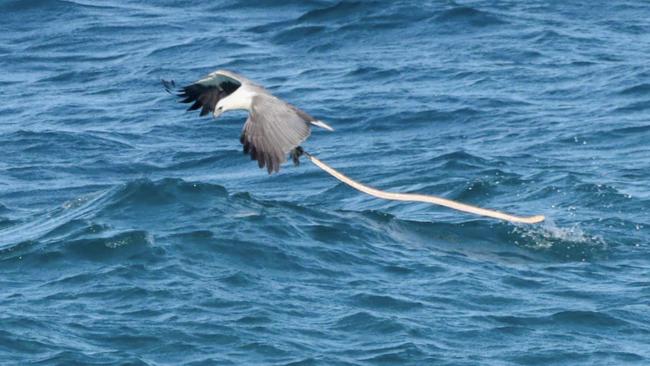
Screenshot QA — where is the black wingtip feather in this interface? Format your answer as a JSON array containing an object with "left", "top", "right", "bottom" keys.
[
  {"left": 166, "top": 76, "right": 242, "bottom": 119},
  {"left": 187, "top": 100, "right": 202, "bottom": 111}
]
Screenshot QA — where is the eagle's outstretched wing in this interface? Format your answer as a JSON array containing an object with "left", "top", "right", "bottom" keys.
[
  {"left": 241, "top": 94, "right": 311, "bottom": 174},
  {"left": 163, "top": 71, "right": 242, "bottom": 117}
]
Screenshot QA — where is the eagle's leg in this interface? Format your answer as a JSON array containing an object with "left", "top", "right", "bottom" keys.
[{"left": 290, "top": 146, "right": 304, "bottom": 166}]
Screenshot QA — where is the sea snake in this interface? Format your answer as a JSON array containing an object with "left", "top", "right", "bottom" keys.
[{"left": 304, "top": 151, "right": 545, "bottom": 224}]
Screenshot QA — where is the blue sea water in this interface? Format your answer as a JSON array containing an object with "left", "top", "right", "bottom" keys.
[{"left": 1, "top": 0, "right": 649, "bottom": 364}]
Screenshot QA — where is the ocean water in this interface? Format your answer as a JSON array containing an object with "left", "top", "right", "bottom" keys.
[{"left": 1, "top": 0, "right": 649, "bottom": 364}]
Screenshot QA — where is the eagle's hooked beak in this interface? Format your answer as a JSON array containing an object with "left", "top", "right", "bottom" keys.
[{"left": 213, "top": 106, "right": 224, "bottom": 119}]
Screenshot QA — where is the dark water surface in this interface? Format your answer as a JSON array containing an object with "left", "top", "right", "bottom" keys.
[{"left": 1, "top": 1, "right": 649, "bottom": 364}]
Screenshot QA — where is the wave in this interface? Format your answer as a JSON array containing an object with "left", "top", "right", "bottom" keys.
[
  {"left": 0, "top": 0, "right": 111, "bottom": 12},
  {"left": 297, "top": 1, "right": 372, "bottom": 22},
  {"left": 427, "top": 150, "right": 498, "bottom": 167},
  {"left": 619, "top": 83, "right": 650, "bottom": 96},
  {"left": 221, "top": 0, "right": 322, "bottom": 8},
  {"left": 349, "top": 292, "right": 423, "bottom": 311},
  {"left": 102, "top": 178, "right": 228, "bottom": 209},
  {"left": 248, "top": 2, "right": 509, "bottom": 47},
  {"left": 490, "top": 309, "right": 630, "bottom": 328},
  {"left": 524, "top": 29, "right": 599, "bottom": 46},
  {"left": 146, "top": 37, "right": 248, "bottom": 58},
  {"left": 0, "top": 169, "right": 615, "bottom": 267},
  {"left": 1, "top": 130, "right": 134, "bottom": 157},
  {"left": 508, "top": 221, "right": 607, "bottom": 260},
  {"left": 271, "top": 25, "right": 329, "bottom": 44},
  {"left": 613, "top": 100, "right": 650, "bottom": 113},
  {"left": 0, "top": 178, "right": 228, "bottom": 252},
  {"left": 362, "top": 107, "right": 482, "bottom": 132},
  {"left": 327, "top": 208, "right": 608, "bottom": 261},
  {"left": 333, "top": 311, "right": 406, "bottom": 333},
  {"left": 433, "top": 5, "right": 505, "bottom": 27}
]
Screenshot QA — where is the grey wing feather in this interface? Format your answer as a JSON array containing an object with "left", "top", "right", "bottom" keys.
[{"left": 241, "top": 94, "right": 311, "bottom": 174}]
